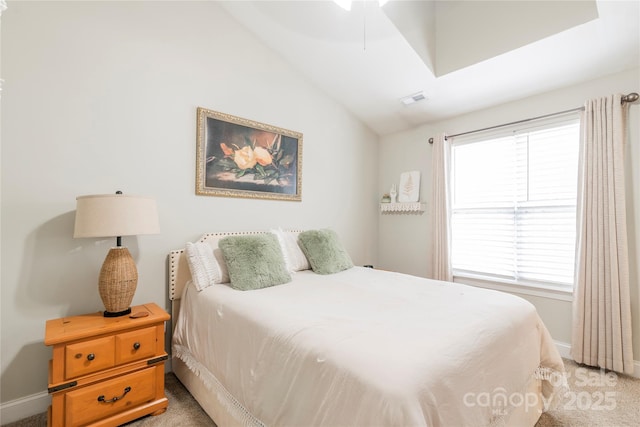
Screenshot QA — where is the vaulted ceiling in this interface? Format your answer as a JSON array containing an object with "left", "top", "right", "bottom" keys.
[{"left": 220, "top": 1, "right": 640, "bottom": 135}]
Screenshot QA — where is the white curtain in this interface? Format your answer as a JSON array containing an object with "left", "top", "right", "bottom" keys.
[
  {"left": 430, "top": 133, "right": 453, "bottom": 282},
  {"left": 572, "top": 94, "right": 634, "bottom": 375}
]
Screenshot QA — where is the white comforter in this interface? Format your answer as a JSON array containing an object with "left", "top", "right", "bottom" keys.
[{"left": 173, "top": 267, "right": 564, "bottom": 427}]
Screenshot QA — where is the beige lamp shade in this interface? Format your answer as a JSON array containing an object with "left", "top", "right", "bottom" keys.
[
  {"left": 74, "top": 194, "right": 160, "bottom": 238},
  {"left": 74, "top": 193, "right": 159, "bottom": 317}
]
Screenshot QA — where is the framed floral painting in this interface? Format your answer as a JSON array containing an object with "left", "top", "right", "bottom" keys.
[{"left": 195, "top": 107, "right": 303, "bottom": 201}]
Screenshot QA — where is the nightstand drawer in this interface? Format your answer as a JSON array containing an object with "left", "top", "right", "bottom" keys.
[
  {"left": 65, "top": 366, "right": 157, "bottom": 426},
  {"left": 115, "top": 326, "right": 157, "bottom": 365},
  {"left": 65, "top": 336, "right": 115, "bottom": 379}
]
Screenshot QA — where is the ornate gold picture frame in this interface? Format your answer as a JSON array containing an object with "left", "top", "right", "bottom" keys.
[{"left": 196, "top": 107, "right": 303, "bottom": 201}]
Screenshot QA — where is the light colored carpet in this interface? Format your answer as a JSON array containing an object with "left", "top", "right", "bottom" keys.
[
  {"left": 536, "top": 358, "right": 639, "bottom": 427},
  {"left": 3, "top": 359, "right": 638, "bottom": 426}
]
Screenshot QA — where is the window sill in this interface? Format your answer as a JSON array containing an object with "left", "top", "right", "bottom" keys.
[{"left": 453, "top": 273, "right": 574, "bottom": 302}]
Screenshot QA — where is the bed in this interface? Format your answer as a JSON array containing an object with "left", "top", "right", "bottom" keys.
[{"left": 169, "top": 230, "right": 565, "bottom": 427}]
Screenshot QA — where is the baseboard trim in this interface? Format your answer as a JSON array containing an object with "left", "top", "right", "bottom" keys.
[
  {"left": 554, "top": 340, "right": 572, "bottom": 359},
  {"left": 554, "top": 340, "right": 640, "bottom": 379},
  {"left": 0, "top": 391, "right": 49, "bottom": 425}
]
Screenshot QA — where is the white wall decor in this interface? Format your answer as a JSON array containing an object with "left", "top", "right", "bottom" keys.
[
  {"left": 380, "top": 202, "right": 425, "bottom": 214},
  {"left": 398, "top": 171, "right": 420, "bottom": 202}
]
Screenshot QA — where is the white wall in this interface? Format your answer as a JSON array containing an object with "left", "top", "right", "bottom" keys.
[
  {"left": 0, "top": 1, "right": 379, "bottom": 417},
  {"left": 378, "top": 68, "right": 640, "bottom": 362}
]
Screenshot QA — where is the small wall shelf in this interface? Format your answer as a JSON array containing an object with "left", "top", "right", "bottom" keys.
[{"left": 380, "top": 202, "right": 426, "bottom": 214}]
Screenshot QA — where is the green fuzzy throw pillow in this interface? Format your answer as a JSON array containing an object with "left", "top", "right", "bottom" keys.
[
  {"left": 298, "top": 229, "right": 353, "bottom": 275},
  {"left": 218, "top": 234, "right": 291, "bottom": 291}
]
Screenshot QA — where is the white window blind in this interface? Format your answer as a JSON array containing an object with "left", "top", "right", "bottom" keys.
[{"left": 451, "top": 115, "right": 580, "bottom": 289}]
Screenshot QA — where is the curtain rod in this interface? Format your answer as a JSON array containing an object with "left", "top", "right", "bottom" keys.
[{"left": 428, "top": 92, "right": 639, "bottom": 144}]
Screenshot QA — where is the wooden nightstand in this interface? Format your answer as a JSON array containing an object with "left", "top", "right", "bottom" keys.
[{"left": 45, "top": 303, "right": 170, "bottom": 427}]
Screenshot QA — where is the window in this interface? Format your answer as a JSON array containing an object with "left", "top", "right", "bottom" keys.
[{"left": 450, "top": 115, "right": 580, "bottom": 291}]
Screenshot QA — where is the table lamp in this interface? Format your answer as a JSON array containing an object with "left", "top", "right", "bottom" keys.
[{"left": 73, "top": 191, "right": 160, "bottom": 317}]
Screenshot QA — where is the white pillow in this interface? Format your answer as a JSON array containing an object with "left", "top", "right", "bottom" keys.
[
  {"left": 270, "top": 228, "right": 311, "bottom": 272},
  {"left": 210, "top": 243, "right": 230, "bottom": 284},
  {"left": 185, "top": 241, "right": 228, "bottom": 291}
]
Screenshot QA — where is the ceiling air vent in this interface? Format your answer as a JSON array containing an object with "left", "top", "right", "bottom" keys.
[{"left": 401, "top": 91, "right": 427, "bottom": 106}]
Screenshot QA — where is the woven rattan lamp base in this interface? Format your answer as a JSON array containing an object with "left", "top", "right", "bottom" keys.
[{"left": 99, "top": 247, "right": 138, "bottom": 317}]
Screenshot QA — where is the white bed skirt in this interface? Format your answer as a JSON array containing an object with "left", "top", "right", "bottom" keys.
[
  {"left": 172, "top": 355, "right": 544, "bottom": 427},
  {"left": 173, "top": 356, "right": 247, "bottom": 427}
]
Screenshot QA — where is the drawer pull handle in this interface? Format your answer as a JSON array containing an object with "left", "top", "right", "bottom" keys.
[
  {"left": 133, "top": 342, "right": 141, "bottom": 350},
  {"left": 97, "top": 386, "right": 131, "bottom": 404},
  {"left": 87, "top": 353, "right": 95, "bottom": 361}
]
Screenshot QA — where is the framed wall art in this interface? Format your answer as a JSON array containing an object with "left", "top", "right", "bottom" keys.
[
  {"left": 196, "top": 107, "right": 303, "bottom": 201},
  {"left": 398, "top": 170, "right": 420, "bottom": 202}
]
